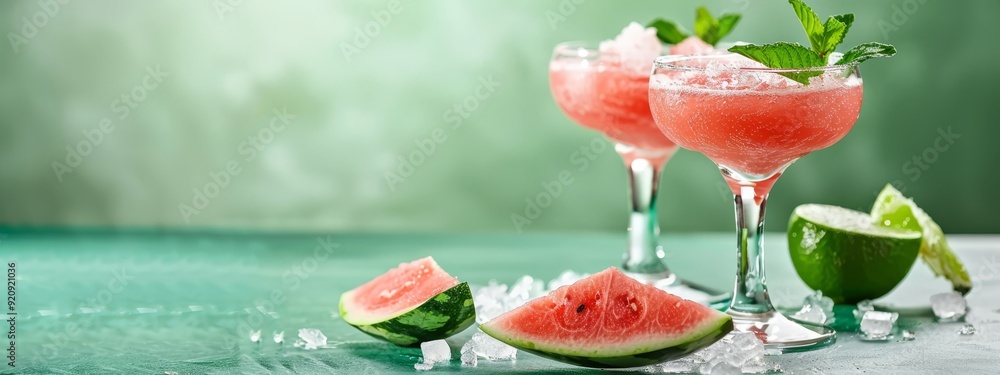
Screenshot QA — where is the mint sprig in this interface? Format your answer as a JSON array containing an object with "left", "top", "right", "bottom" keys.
[
  {"left": 727, "top": 0, "right": 896, "bottom": 85},
  {"left": 728, "top": 43, "right": 824, "bottom": 85},
  {"left": 647, "top": 7, "right": 741, "bottom": 46}
]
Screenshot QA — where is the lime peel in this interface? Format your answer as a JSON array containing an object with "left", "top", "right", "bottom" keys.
[{"left": 871, "top": 184, "right": 972, "bottom": 294}]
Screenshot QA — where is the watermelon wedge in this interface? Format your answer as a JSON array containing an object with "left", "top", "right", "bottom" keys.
[
  {"left": 480, "top": 267, "right": 733, "bottom": 368},
  {"left": 339, "top": 257, "right": 476, "bottom": 346}
]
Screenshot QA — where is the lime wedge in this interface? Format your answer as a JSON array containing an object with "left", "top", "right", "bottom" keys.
[
  {"left": 870, "top": 184, "right": 972, "bottom": 294},
  {"left": 788, "top": 204, "right": 923, "bottom": 303}
]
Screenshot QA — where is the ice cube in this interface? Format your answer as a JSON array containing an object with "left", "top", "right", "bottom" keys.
[
  {"left": 249, "top": 329, "right": 261, "bottom": 343},
  {"left": 469, "top": 331, "right": 517, "bottom": 361},
  {"left": 547, "top": 270, "right": 588, "bottom": 291},
  {"left": 854, "top": 300, "right": 875, "bottom": 319},
  {"left": 413, "top": 362, "right": 433, "bottom": 371},
  {"left": 296, "top": 328, "right": 327, "bottom": 350},
  {"left": 694, "top": 339, "right": 729, "bottom": 363},
  {"left": 791, "top": 291, "right": 834, "bottom": 325},
  {"left": 461, "top": 349, "right": 478, "bottom": 367},
  {"left": 958, "top": 324, "right": 977, "bottom": 335},
  {"left": 860, "top": 311, "right": 898, "bottom": 339},
  {"left": 273, "top": 331, "right": 284, "bottom": 344},
  {"left": 420, "top": 340, "right": 451, "bottom": 364},
  {"left": 723, "top": 331, "right": 763, "bottom": 366},
  {"left": 902, "top": 330, "right": 915, "bottom": 341},
  {"left": 930, "top": 292, "right": 967, "bottom": 321}
]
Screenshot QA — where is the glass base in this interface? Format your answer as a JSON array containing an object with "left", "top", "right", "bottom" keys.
[
  {"left": 623, "top": 270, "right": 731, "bottom": 306},
  {"left": 728, "top": 310, "right": 836, "bottom": 352}
]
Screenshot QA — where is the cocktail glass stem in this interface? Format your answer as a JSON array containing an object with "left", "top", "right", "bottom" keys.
[
  {"left": 728, "top": 184, "right": 775, "bottom": 314},
  {"left": 721, "top": 175, "right": 834, "bottom": 350},
  {"left": 615, "top": 143, "right": 674, "bottom": 283}
]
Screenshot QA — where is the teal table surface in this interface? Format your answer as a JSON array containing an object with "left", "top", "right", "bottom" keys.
[{"left": 2, "top": 230, "right": 999, "bottom": 374}]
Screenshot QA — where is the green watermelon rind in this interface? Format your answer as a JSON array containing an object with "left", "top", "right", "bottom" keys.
[
  {"left": 339, "top": 282, "right": 476, "bottom": 347},
  {"left": 480, "top": 314, "right": 734, "bottom": 368}
]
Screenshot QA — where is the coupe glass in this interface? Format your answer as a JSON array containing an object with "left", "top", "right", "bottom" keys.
[
  {"left": 549, "top": 42, "right": 725, "bottom": 303},
  {"left": 649, "top": 54, "right": 864, "bottom": 350}
]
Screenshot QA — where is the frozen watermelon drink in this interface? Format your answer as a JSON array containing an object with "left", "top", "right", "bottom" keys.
[
  {"left": 649, "top": 0, "right": 896, "bottom": 350},
  {"left": 650, "top": 54, "right": 862, "bottom": 350},
  {"left": 549, "top": 24, "right": 724, "bottom": 301}
]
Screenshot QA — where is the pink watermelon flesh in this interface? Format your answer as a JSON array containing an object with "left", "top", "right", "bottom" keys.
[
  {"left": 342, "top": 256, "right": 458, "bottom": 324},
  {"left": 481, "top": 267, "right": 732, "bottom": 358}
]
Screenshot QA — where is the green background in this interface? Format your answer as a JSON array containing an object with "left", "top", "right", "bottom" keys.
[{"left": 0, "top": 0, "right": 995, "bottom": 233}]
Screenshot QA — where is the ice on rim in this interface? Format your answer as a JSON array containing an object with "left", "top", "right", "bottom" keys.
[{"left": 598, "top": 22, "right": 662, "bottom": 74}]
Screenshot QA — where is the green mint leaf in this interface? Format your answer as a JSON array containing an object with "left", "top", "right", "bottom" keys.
[
  {"left": 694, "top": 7, "right": 721, "bottom": 46},
  {"left": 788, "top": 0, "right": 825, "bottom": 55},
  {"left": 832, "top": 13, "right": 854, "bottom": 36},
  {"left": 824, "top": 14, "right": 854, "bottom": 54},
  {"left": 716, "top": 14, "right": 742, "bottom": 44},
  {"left": 728, "top": 42, "right": 825, "bottom": 85},
  {"left": 835, "top": 42, "right": 897, "bottom": 65},
  {"left": 820, "top": 16, "right": 848, "bottom": 57},
  {"left": 647, "top": 19, "right": 689, "bottom": 44}
]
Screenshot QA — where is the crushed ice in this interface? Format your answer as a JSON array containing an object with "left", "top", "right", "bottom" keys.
[
  {"left": 598, "top": 22, "right": 663, "bottom": 74},
  {"left": 249, "top": 329, "right": 261, "bottom": 343},
  {"left": 651, "top": 331, "right": 781, "bottom": 374},
  {"left": 293, "top": 328, "right": 327, "bottom": 350},
  {"left": 958, "top": 324, "right": 977, "bottom": 336},
  {"left": 463, "top": 331, "right": 517, "bottom": 361}
]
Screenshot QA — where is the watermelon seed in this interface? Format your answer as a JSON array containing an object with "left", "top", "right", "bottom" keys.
[{"left": 576, "top": 304, "right": 586, "bottom": 313}]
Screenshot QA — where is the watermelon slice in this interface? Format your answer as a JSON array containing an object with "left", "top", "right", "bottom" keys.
[
  {"left": 339, "top": 257, "right": 476, "bottom": 346},
  {"left": 480, "top": 267, "right": 733, "bottom": 368}
]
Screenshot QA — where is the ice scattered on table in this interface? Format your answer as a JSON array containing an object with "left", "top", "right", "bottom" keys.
[
  {"left": 860, "top": 311, "right": 898, "bottom": 340},
  {"left": 930, "top": 291, "right": 967, "bottom": 321},
  {"left": 463, "top": 331, "right": 517, "bottom": 361},
  {"left": 705, "top": 362, "right": 742, "bottom": 375},
  {"left": 508, "top": 275, "right": 545, "bottom": 306},
  {"left": 413, "top": 362, "right": 434, "bottom": 371},
  {"left": 791, "top": 290, "right": 834, "bottom": 325},
  {"left": 273, "top": 331, "right": 284, "bottom": 344},
  {"left": 902, "top": 330, "right": 915, "bottom": 341},
  {"left": 249, "top": 329, "right": 261, "bottom": 343},
  {"left": 958, "top": 324, "right": 977, "bottom": 335},
  {"left": 460, "top": 349, "right": 478, "bottom": 367},
  {"left": 854, "top": 299, "right": 875, "bottom": 320},
  {"left": 420, "top": 339, "right": 451, "bottom": 364},
  {"left": 293, "top": 328, "right": 327, "bottom": 350},
  {"left": 655, "top": 331, "right": 778, "bottom": 374},
  {"left": 472, "top": 281, "right": 509, "bottom": 323}
]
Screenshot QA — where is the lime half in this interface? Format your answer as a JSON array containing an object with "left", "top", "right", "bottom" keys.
[
  {"left": 788, "top": 204, "right": 923, "bottom": 303},
  {"left": 871, "top": 184, "right": 972, "bottom": 294}
]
